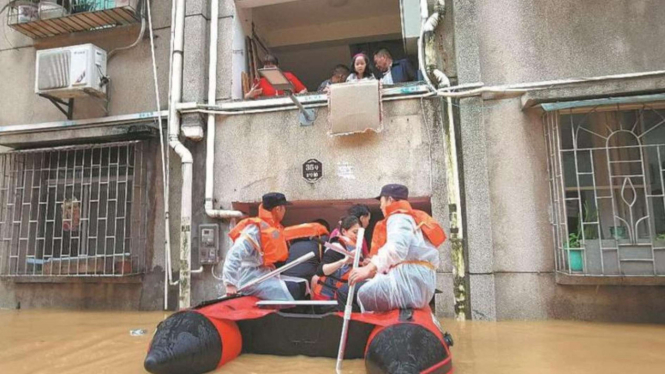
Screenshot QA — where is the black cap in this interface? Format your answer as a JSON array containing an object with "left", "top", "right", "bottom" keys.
[
  {"left": 376, "top": 184, "right": 409, "bottom": 200},
  {"left": 262, "top": 192, "right": 292, "bottom": 210}
]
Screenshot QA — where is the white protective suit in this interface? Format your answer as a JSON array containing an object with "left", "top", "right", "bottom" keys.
[
  {"left": 222, "top": 224, "right": 294, "bottom": 301},
  {"left": 357, "top": 213, "right": 439, "bottom": 312}
]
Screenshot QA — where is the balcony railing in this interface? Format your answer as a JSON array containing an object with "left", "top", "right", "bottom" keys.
[{"left": 6, "top": 0, "right": 141, "bottom": 39}]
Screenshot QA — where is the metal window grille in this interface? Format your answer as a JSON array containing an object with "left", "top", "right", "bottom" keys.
[
  {"left": 546, "top": 105, "right": 665, "bottom": 276},
  {"left": 0, "top": 141, "right": 148, "bottom": 277}
]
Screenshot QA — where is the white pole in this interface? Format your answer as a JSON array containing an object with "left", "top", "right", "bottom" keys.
[
  {"left": 168, "top": 0, "right": 194, "bottom": 310},
  {"left": 335, "top": 228, "right": 365, "bottom": 373},
  {"left": 238, "top": 252, "right": 315, "bottom": 293},
  {"left": 205, "top": 0, "right": 244, "bottom": 220}
]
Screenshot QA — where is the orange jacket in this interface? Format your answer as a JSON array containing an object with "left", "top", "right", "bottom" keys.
[
  {"left": 228, "top": 205, "right": 288, "bottom": 267},
  {"left": 283, "top": 223, "right": 329, "bottom": 242},
  {"left": 369, "top": 200, "right": 447, "bottom": 257}
]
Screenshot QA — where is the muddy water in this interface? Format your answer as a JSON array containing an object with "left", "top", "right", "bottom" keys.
[{"left": 1, "top": 310, "right": 664, "bottom": 374}]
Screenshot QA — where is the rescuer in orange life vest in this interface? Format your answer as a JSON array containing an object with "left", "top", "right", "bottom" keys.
[
  {"left": 223, "top": 192, "right": 304, "bottom": 300},
  {"left": 337, "top": 184, "right": 447, "bottom": 312}
]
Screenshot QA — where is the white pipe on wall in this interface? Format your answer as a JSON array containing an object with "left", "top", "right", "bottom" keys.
[
  {"left": 206, "top": 0, "right": 244, "bottom": 220},
  {"left": 168, "top": 0, "right": 194, "bottom": 310}
]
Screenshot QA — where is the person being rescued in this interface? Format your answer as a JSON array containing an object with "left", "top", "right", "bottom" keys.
[
  {"left": 312, "top": 215, "right": 366, "bottom": 301},
  {"left": 337, "top": 184, "right": 446, "bottom": 312},
  {"left": 222, "top": 192, "right": 305, "bottom": 301},
  {"left": 279, "top": 220, "right": 330, "bottom": 297}
]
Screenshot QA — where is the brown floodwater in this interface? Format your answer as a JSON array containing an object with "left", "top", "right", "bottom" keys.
[{"left": 1, "top": 310, "right": 664, "bottom": 374}]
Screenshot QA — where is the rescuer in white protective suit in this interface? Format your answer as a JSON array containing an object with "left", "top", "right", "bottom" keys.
[
  {"left": 337, "top": 184, "right": 446, "bottom": 312},
  {"left": 222, "top": 193, "right": 304, "bottom": 301}
]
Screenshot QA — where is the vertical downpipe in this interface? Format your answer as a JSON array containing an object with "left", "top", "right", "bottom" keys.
[
  {"left": 168, "top": 0, "right": 193, "bottom": 309},
  {"left": 421, "top": 0, "right": 467, "bottom": 320}
]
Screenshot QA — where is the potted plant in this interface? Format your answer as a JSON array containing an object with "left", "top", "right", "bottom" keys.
[{"left": 564, "top": 232, "right": 584, "bottom": 272}]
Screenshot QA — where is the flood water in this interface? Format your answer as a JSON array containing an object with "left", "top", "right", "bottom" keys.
[{"left": 1, "top": 310, "right": 664, "bottom": 374}]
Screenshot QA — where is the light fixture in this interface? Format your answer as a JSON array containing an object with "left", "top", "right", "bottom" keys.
[{"left": 259, "top": 67, "right": 316, "bottom": 126}]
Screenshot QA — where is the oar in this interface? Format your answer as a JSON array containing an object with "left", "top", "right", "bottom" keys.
[
  {"left": 335, "top": 228, "right": 365, "bottom": 373},
  {"left": 323, "top": 242, "right": 355, "bottom": 258},
  {"left": 194, "top": 252, "right": 315, "bottom": 309}
]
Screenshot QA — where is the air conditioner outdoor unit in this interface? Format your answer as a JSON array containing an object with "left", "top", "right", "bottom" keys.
[{"left": 35, "top": 44, "right": 108, "bottom": 100}]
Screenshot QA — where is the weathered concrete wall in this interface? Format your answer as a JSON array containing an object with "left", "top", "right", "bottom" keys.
[
  {"left": 476, "top": 0, "right": 665, "bottom": 85},
  {"left": 0, "top": 0, "right": 212, "bottom": 311},
  {"left": 215, "top": 100, "right": 434, "bottom": 203},
  {"left": 454, "top": 0, "right": 665, "bottom": 322}
]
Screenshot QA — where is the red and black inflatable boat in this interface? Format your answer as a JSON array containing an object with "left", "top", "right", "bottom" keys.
[{"left": 144, "top": 296, "right": 454, "bottom": 374}]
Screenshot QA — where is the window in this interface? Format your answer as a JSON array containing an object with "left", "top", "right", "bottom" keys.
[
  {"left": 0, "top": 141, "right": 148, "bottom": 277},
  {"left": 234, "top": 0, "right": 422, "bottom": 100},
  {"left": 546, "top": 105, "right": 665, "bottom": 277}
]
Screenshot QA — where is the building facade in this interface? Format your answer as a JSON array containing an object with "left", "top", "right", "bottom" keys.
[{"left": 1, "top": 0, "right": 664, "bottom": 323}]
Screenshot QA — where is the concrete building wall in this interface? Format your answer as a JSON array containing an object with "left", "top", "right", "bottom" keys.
[
  {"left": 0, "top": 1, "right": 182, "bottom": 310},
  {"left": 476, "top": 0, "right": 665, "bottom": 85},
  {"left": 455, "top": 0, "right": 665, "bottom": 322}
]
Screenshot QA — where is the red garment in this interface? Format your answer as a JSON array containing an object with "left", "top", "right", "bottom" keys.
[{"left": 256, "top": 72, "right": 307, "bottom": 97}]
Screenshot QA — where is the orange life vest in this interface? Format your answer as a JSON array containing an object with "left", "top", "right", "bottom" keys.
[
  {"left": 283, "top": 223, "right": 329, "bottom": 242},
  {"left": 228, "top": 205, "right": 288, "bottom": 267},
  {"left": 369, "top": 200, "right": 447, "bottom": 257}
]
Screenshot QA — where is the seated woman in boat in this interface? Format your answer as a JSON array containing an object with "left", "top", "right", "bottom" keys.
[
  {"left": 312, "top": 216, "right": 364, "bottom": 301},
  {"left": 222, "top": 192, "right": 303, "bottom": 300}
]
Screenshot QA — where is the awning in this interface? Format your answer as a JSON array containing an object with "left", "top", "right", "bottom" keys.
[{"left": 539, "top": 93, "right": 665, "bottom": 111}]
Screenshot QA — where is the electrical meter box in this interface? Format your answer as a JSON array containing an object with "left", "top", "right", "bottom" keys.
[{"left": 199, "top": 224, "right": 220, "bottom": 264}]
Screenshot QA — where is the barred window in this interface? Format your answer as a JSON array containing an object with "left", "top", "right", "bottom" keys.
[
  {"left": 0, "top": 141, "right": 148, "bottom": 277},
  {"left": 546, "top": 105, "right": 665, "bottom": 277}
]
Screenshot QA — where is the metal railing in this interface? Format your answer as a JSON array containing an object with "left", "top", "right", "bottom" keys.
[
  {"left": 0, "top": 141, "right": 148, "bottom": 277},
  {"left": 546, "top": 105, "right": 665, "bottom": 276},
  {"left": 6, "top": 0, "right": 141, "bottom": 39}
]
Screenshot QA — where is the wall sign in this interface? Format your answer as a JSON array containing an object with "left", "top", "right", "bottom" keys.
[{"left": 303, "top": 159, "right": 323, "bottom": 183}]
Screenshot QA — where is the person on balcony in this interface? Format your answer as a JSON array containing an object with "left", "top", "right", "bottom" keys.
[
  {"left": 245, "top": 54, "right": 308, "bottom": 99},
  {"left": 337, "top": 184, "right": 446, "bottom": 312},
  {"left": 373, "top": 49, "right": 420, "bottom": 84},
  {"left": 222, "top": 192, "right": 303, "bottom": 300},
  {"left": 346, "top": 53, "right": 376, "bottom": 83},
  {"left": 318, "top": 64, "right": 350, "bottom": 93}
]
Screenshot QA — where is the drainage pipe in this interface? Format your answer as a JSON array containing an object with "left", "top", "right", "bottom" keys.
[
  {"left": 168, "top": 0, "right": 194, "bottom": 310},
  {"left": 206, "top": 0, "right": 244, "bottom": 220},
  {"left": 420, "top": 0, "right": 466, "bottom": 321}
]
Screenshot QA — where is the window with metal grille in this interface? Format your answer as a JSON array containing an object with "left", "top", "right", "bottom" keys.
[
  {"left": 0, "top": 141, "right": 148, "bottom": 277},
  {"left": 545, "top": 105, "right": 665, "bottom": 277}
]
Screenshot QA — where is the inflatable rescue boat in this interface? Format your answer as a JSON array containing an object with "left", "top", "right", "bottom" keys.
[{"left": 144, "top": 296, "right": 454, "bottom": 374}]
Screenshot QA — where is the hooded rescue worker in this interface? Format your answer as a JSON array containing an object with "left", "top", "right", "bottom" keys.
[
  {"left": 222, "top": 192, "right": 302, "bottom": 300},
  {"left": 337, "top": 184, "right": 446, "bottom": 312}
]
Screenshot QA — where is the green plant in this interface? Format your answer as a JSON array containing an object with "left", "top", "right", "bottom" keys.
[
  {"left": 565, "top": 232, "right": 581, "bottom": 249},
  {"left": 656, "top": 233, "right": 665, "bottom": 241}
]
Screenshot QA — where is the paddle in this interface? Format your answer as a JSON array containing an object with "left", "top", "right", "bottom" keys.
[
  {"left": 194, "top": 252, "right": 316, "bottom": 309},
  {"left": 335, "top": 228, "right": 365, "bottom": 373},
  {"left": 323, "top": 241, "right": 355, "bottom": 258}
]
